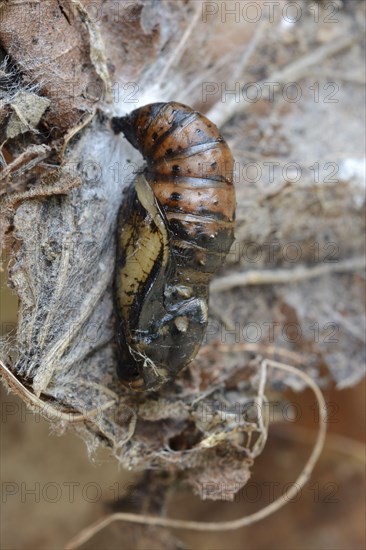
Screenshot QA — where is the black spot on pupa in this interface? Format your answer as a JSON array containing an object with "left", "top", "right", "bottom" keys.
[{"left": 170, "top": 192, "right": 182, "bottom": 201}]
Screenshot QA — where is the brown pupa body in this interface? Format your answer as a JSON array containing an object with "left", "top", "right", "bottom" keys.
[{"left": 112, "top": 102, "right": 235, "bottom": 391}]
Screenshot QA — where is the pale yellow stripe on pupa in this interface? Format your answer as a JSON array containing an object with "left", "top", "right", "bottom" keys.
[{"left": 117, "top": 174, "right": 169, "bottom": 313}]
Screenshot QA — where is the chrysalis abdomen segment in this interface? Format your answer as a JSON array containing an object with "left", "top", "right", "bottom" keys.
[
  {"left": 113, "top": 102, "right": 236, "bottom": 391},
  {"left": 118, "top": 102, "right": 235, "bottom": 277}
]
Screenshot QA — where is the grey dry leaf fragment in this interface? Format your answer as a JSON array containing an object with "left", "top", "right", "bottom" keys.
[
  {"left": 7, "top": 91, "right": 51, "bottom": 139},
  {"left": 0, "top": 0, "right": 365, "bottom": 508}
]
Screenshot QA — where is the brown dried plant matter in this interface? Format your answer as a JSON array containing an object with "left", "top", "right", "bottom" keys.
[{"left": 0, "top": 0, "right": 365, "bottom": 536}]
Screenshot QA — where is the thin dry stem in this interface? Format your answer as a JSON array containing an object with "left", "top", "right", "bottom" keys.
[
  {"left": 60, "top": 112, "right": 95, "bottom": 156},
  {"left": 155, "top": 3, "right": 202, "bottom": 90},
  {"left": 0, "top": 359, "right": 116, "bottom": 423},
  {"left": 0, "top": 145, "right": 51, "bottom": 192},
  {"left": 251, "top": 359, "right": 269, "bottom": 456},
  {"left": 210, "top": 256, "right": 366, "bottom": 292},
  {"left": 71, "top": 0, "right": 112, "bottom": 100},
  {"left": 209, "top": 33, "right": 357, "bottom": 127},
  {"left": 226, "top": 148, "right": 366, "bottom": 166},
  {"left": 0, "top": 176, "right": 81, "bottom": 211},
  {"left": 211, "top": 343, "right": 313, "bottom": 365}
]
